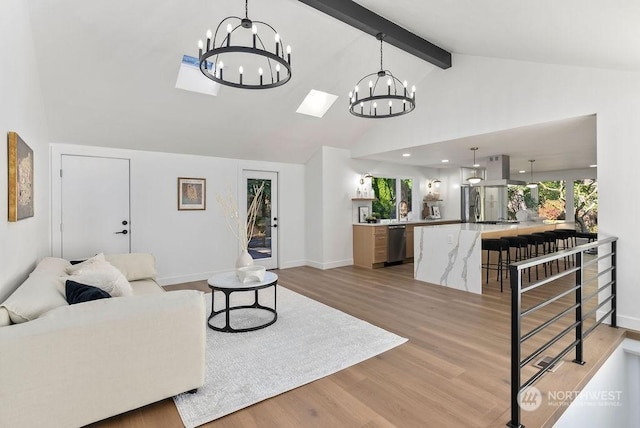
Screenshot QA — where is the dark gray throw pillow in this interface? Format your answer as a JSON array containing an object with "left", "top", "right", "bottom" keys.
[{"left": 65, "top": 280, "right": 111, "bottom": 305}]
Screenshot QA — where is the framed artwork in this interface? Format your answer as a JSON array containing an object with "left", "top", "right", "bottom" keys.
[
  {"left": 7, "top": 132, "right": 34, "bottom": 222},
  {"left": 358, "top": 206, "right": 370, "bottom": 223},
  {"left": 178, "top": 177, "right": 206, "bottom": 210},
  {"left": 431, "top": 205, "right": 441, "bottom": 219}
]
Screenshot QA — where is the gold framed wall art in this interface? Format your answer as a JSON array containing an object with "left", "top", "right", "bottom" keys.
[{"left": 7, "top": 132, "right": 34, "bottom": 222}]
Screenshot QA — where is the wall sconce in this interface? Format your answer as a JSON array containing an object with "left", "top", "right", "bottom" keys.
[
  {"left": 360, "top": 173, "right": 373, "bottom": 185},
  {"left": 428, "top": 178, "right": 441, "bottom": 190}
]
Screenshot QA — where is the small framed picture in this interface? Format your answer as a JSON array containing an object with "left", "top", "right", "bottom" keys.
[
  {"left": 431, "top": 205, "right": 441, "bottom": 219},
  {"left": 178, "top": 177, "right": 206, "bottom": 210},
  {"left": 358, "top": 206, "right": 370, "bottom": 223}
]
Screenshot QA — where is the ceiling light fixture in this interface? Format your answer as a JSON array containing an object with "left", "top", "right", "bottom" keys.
[
  {"left": 466, "top": 147, "right": 483, "bottom": 184},
  {"left": 526, "top": 160, "right": 538, "bottom": 188},
  {"left": 197, "top": 0, "right": 292, "bottom": 89},
  {"left": 348, "top": 33, "right": 415, "bottom": 118}
]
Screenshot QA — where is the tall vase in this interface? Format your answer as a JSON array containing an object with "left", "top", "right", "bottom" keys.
[{"left": 235, "top": 249, "right": 254, "bottom": 270}]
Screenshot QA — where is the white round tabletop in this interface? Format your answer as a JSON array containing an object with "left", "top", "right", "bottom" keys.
[{"left": 208, "top": 270, "right": 278, "bottom": 290}]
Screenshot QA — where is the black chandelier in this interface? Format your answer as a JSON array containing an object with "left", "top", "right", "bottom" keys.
[
  {"left": 348, "top": 33, "right": 416, "bottom": 118},
  {"left": 197, "top": 0, "right": 292, "bottom": 90}
]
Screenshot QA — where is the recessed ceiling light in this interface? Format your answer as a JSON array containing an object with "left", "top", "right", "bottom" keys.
[
  {"left": 519, "top": 170, "right": 526, "bottom": 174},
  {"left": 589, "top": 164, "right": 597, "bottom": 168},
  {"left": 296, "top": 89, "right": 338, "bottom": 118},
  {"left": 441, "top": 159, "right": 449, "bottom": 163},
  {"left": 402, "top": 153, "right": 411, "bottom": 157}
]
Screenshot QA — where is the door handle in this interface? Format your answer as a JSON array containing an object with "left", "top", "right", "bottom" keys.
[{"left": 115, "top": 230, "right": 128, "bottom": 235}]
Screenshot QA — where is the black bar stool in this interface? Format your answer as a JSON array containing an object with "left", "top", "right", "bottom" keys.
[
  {"left": 482, "top": 238, "right": 510, "bottom": 292},
  {"left": 518, "top": 234, "right": 545, "bottom": 280},
  {"left": 554, "top": 229, "right": 574, "bottom": 268},
  {"left": 532, "top": 231, "right": 560, "bottom": 275},
  {"left": 501, "top": 236, "right": 530, "bottom": 281}
]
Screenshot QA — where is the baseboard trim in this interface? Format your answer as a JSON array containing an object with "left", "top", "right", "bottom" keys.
[{"left": 305, "top": 259, "right": 353, "bottom": 270}]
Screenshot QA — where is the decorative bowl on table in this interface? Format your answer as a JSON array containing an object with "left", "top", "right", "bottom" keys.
[{"left": 236, "top": 265, "right": 266, "bottom": 283}]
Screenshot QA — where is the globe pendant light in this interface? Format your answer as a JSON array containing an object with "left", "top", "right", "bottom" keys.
[
  {"left": 348, "top": 33, "right": 416, "bottom": 118},
  {"left": 466, "top": 147, "right": 483, "bottom": 184},
  {"left": 526, "top": 160, "right": 538, "bottom": 188},
  {"left": 197, "top": 0, "right": 292, "bottom": 89}
]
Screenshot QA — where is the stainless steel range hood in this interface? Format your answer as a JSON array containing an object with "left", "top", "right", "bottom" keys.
[{"left": 480, "top": 154, "right": 526, "bottom": 186}]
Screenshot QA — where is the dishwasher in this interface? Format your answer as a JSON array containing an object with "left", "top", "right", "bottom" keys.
[{"left": 387, "top": 224, "right": 407, "bottom": 263}]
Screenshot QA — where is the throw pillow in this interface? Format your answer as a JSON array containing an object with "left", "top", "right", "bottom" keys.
[
  {"left": 65, "top": 253, "right": 106, "bottom": 275},
  {"left": 65, "top": 261, "right": 133, "bottom": 297},
  {"left": 0, "top": 258, "right": 71, "bottom": 324},
  {"left": 65, "top": 280, "right": 111, "bottom": 304}
]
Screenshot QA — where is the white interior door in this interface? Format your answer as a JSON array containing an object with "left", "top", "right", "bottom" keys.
[
  {"left": 242, "top": 170, "right": 278, "bottom": 270},
  {"left": 61, "top": 155, "right": 130, "bottom": 260}
]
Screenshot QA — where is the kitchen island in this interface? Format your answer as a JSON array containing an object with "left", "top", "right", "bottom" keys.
[
  {"left": 353, "top": 219, "right": 461, "bottom": 268},
  {"left": 414, "top": 221, "right": 561, "bottom": 294}
]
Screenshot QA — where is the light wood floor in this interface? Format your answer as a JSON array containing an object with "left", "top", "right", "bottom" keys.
[{"left": 90, "top": 259, "right": 626, "bottom": 428}]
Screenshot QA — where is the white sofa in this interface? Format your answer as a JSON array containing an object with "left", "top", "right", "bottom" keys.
[{"left": 0, "top": 254, "right": 206, "bottom": 428}]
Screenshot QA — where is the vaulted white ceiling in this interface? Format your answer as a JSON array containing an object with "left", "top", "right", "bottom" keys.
[{"left": 25, "top": 0, "right": 639, "bottom": 171}]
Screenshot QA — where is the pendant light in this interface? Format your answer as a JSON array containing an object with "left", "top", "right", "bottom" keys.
[
  {"left": 526, "top": 160, "right": 538, "bottom": 188},
  {"left": 466, "top": 147, "right": 483, "bottom": 184}
]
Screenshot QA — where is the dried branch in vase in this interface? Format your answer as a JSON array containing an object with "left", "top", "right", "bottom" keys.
[{"left": 216, "top": 182, "right": 265, "bottom": 251}]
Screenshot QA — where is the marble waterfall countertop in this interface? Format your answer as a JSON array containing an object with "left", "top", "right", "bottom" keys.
[{"left": 413, "top": 221, "right": 562, "bottom": 294}]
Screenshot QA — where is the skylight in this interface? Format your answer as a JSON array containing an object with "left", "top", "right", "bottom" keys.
[
  {"left": 296, "top": 90, "right": 338, "bottom": 118},
  {"left": 175, "top": 55, "right": 220, "bottom": 97}
]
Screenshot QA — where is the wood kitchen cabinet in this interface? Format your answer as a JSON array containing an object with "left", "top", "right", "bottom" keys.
[{"left": 353, "top": 225, "right": 388, "bottom": 268}]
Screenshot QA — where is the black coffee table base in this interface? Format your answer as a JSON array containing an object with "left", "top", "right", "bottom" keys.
[{"left": 208, "top": 286, "right": 277, "bottom": 333}]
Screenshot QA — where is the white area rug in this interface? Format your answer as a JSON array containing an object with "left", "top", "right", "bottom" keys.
[{"left": 173, "top": 286, "right": 407, "bottom": 428}]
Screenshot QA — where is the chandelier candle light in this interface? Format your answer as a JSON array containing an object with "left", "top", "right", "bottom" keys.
[
  {"left": 197, "top": 0, "right": 292, "bottom": 89},
  {"left": 348, "top": 33, "right": 416, "bottom": 118}
]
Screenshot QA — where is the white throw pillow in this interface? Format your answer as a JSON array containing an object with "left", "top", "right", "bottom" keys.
[
  {"left": 65, "top": 253, "right": 106, "bottom": 275},
  {"left": 64, "top": 261, "right": 133, "bottom": 297},
  {"left": 1, "top": 258, "right": 71, "bottom": 323}
]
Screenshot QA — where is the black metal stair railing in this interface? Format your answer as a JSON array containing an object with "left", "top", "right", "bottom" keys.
[{"left": 507, "top": 236, "right": 618, "bottom": 428}]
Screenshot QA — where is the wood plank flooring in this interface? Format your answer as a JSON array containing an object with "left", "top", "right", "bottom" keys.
[{"left": 90, "top": 259, "right": 626, "bottom": 428}]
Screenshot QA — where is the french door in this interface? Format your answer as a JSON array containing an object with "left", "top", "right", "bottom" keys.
[{"left": 242, "top": 170, "right": 278, "bottom": 269}]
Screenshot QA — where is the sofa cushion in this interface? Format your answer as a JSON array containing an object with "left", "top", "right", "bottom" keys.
[
  {"left": 105, "top": 253, "right": 157, "bottom": 281},
  {"left": 65, "top": 280, "right": 111, "bottom": 305},
  {"left": 0, "top": 257, "right": 71, "bottom": 324},
  {"left": 129, "top": 278, "right": 165, "bottom": 296},
  {"left": 65, "top": 262, "right": 133, "bottom": 297}
]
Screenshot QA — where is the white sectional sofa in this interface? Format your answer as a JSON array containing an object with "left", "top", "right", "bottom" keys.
[{"left": 0, "top": 254, "right": 206, "bottom": 427}]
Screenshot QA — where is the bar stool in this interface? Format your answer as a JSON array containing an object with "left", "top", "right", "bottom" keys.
[
  {"left": 501, "top": 236, "right": 531, "bottom": 282},
  {"left": 554, "top": 229, "right": 574, "bottom": 268},
  {"left": 518, "top": 234, "right": 545, "bottom": 280},
  {"left": 533, "top": 232, "right": 560, "bottom": 275},
  {"left": 482, "top": 238, "right": 510, "bottom": 292}
]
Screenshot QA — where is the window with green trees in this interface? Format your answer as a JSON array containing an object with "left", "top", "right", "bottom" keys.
[
  {"left": 507, "top": 179, "right": 598, "bottom": 232},
  {"left": 371, "top": 177, "right": 413, "bottom": 220}
]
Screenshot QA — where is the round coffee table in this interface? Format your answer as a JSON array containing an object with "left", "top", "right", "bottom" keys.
[{"left": 207, "top": 271, "right": 278, "bottom": 333}]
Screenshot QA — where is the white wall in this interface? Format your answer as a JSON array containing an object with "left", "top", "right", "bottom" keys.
[
  {"left": 304, "top": 148, "right": 324, "bottom": 268},
  {"left": 350, "top": 54, "right": 640, "bottom": 330},
  {"left": 0, "top": 0, "right": 51, "bottom": 301},
  {"left": 50, "top": 144, "right": 305, "bottom": 285}
]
